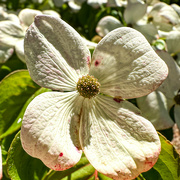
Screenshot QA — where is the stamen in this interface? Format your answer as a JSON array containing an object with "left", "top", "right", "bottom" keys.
[{"left": 76, "top": 75, "right": 100, "bottom": 98}]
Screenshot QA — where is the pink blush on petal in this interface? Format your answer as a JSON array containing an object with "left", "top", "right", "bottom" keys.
[
  {"left": 87, "top": 56, "right": 90, "bottom": 65},
  {"left": 145, "top": 160, "right": 153, "bottom": 167},
  {"left": 75, "top": 147, "right": 81, "bottom": 153}
]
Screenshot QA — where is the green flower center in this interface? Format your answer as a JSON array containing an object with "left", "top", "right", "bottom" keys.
[
  {"left": 174, "top": 91, "right": 180, "bottom": 105},
  {"left": 76, "top": 75, "right": 100, "bottom": 99}
]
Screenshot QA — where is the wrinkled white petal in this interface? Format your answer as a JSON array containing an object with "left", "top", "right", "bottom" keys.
[
  {"left": 107, "top": 0, "right": 127, "bottom": 7},
  {"left": 148, "top": 2, "right": 180, "bottom": 31},
  {"left": 166, "top": 31, "right": 180, "bottom": 54},
  {"left": 68, "top": 0, "right": 84, "bottom": 11},
  {"left": 158, "top": 30, "right": 170, "bottom": 38},
  {"left": 146, "top": 0, "right": 159, "bottom": 6},
  {"left": 156, "top": 50, "right": 180, "bottom": 99},
  {"left": 124, "top": 1, "right": 147, "bottom": 25},
  {"left": 96, "top": 16, "right": 123, "bottom": 37},
  {"left": 15, "top": 39, "right": 25, "bottom": 63},
  {"left": 0, "top": 20, "right": 24, "bottom": 47},
  {"left": 0, "top": 6, "right": 7, "bottom": 20},
  {"left": 21, "top": 91, "right": 83, "bottom": 170},
  {"left": 42, "top": 10, "right": 61, "bottom": 18},
  {"left": 0, "top": 45, "right": 14, "bottom": 63},
  {"left": 87, "top": 0, "right": 107, "bottom": 8},
  {"left": 81, "top": 37, "right": 97, "bottom": 49},
  {"left": 24, "top": 15, "right": 91, "bottom": 91},
  {"left": 32, "top": 0, "right": 44, "bottom": 3},
  {"left": 80, "top": 95, "right": 161, "bottom": 180},
  {"left": 137, "top": 91, "right": 174, "bottom": 130},
  {"left": 90, "top": 27, "right": 168, "bottom": 99},
  {"left": 18, "top": 8, "right": 42, "bottom": 30},
  {"left": 171, "top": 3, "right": 180, "bottom": 17},
  {"left": 174, "top": 104, "right": 180, "bottom": 131},
  {"left": 133, "top": 24, "right": 158, "bottom": 43},
  {"left": 6, "top": 13, "right": 20, "bottom": 23}
]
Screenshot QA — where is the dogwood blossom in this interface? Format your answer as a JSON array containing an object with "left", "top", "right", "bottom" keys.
[
  {"left": 0, "top": 8, "right": 60, "bottom": 63},
  {"left": 148, "top": 2, "right": 180, "bottom": 32},
  {"left": 21, "top": 15, "right": 168, "bottom": 180},
  {"left": 137, "top": 51, "right": 180, "bottom": 130},
  {"left": 0, "top": 7, "right": 19, "bottom": 63},
  {"left": 96, "top": 0, "right": 158, "bottom": 44}
]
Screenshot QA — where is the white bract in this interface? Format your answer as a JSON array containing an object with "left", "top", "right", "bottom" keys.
[
  {"left": 0, "top": 8, "right": 61, "bottom": 63},
  {"left": 148, "top": 2, "right": 180, "bottom": 32},
  {"left": 124, "top": 0, "right": 147, "bottom": 26},
  {"left": 166, "top": 30, "right": 180, "bottom": 54},
  {"left": 68, "top": 0, "right": 107, "bottom": 11},
  {"left": 21, "top": 15, "right": 168, "bottom": 180},
  {"left": 96, "top": 0, "right": 158, "bottom": 44},
  {"left": 96, "top": 16, "right": 123, "bottom": 37},
  {"left": 0, "top": 7, "right": 19, "bottom": 63},
  {"left": 107, "top": 0, "right": 127, "bottom": 7},
  {"left": 137, "top": 51, "right": 180, "bottom": 130}
]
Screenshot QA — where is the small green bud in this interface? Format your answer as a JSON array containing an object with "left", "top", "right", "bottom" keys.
[{"left": 77, "top": 75, "right": 100, "bottom": 99}]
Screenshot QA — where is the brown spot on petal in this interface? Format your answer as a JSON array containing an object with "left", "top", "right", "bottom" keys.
[{"left": 113, "top": 97, "right": 123, "bottom": 103}]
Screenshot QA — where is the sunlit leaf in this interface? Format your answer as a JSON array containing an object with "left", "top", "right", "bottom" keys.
[
  {"left": 7, "top": 131, "right": 49, "bottom": 180},
  {"left": 141, "top": 133, "right": 180, "bottom": 180},
  {"left": 0, "top": 87, "right": 51, "bottom": 140},
  {"left": 0, "top": 70, "right": 40, "bottom": 140},
  {"left": 0, "top": 54, "right": 27, "bottom": 81},
  {"left": 43, "top": 154, "right": 95, "bottom": 180}
]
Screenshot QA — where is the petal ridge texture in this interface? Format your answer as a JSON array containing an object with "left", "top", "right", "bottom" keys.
[
  {"left": 21, "top": 91, "right": 83, "bottom": 170},
  {"left": 80, "top": 95, "right": 161, "bottom": 180},
  {"left": 24, "top": 15, "right": 90, "bottom": 91},
  {"left": 90, "top": 27, "right": 168, "bottom": 99}
]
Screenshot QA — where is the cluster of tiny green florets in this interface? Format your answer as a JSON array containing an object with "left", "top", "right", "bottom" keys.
[{"left": 76, "top": 74, "right": 100, "bottom": 99}]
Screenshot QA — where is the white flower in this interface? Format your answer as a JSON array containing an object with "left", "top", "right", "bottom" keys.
[
  {"left": 107, "top": 0, "right": 127, "bottom": 7},
  {"left": 137, "top": 50, "right": 180, "bottom": 130},
  {"left": 21, "top": 15, "right": 168, "bottom": 180},
  {"left": 148, "top": 2, "right": 180, "bottom": 32},
  {"left": 96, "top": 0, "right": 158, "bottom": 44},
  {"left": 96, "top": 16, "right": 123, "bottom": 37},
  {"left": 0, "top": 7, "right": 19, "bottom": 63},
  {"left": 0, "top": 8, "right": 61, "bottom": 63}
]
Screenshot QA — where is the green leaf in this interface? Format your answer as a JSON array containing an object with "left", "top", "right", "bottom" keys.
[
  {"left": 1, "top": 132, "right": 19, "bottom": 180},
  {"left": 0, "top": 54, "right": 27, "bottom": 81},
  {"left": 0, "top": 87, "right": 51, "bottom": 140},
  {"left": 43, "top": 154, "right": 95, "bottom": 180},
  {"left": 7, "top": 131, "right": 49, "bottom": 180},
  {"left": 43, "top": 155, "right": 114, "bottom": 180},
  {"left": 0, "top": 70, "right": 40, "bottom": 140},
  {"left": 98, "top": 172, "right": 113, "bottom": 180},
  {"left": 141, "top": 133, "right": 180, "bottom": 180}
]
